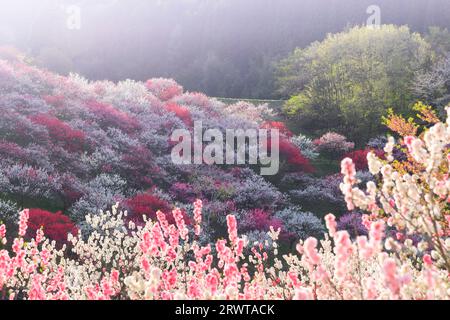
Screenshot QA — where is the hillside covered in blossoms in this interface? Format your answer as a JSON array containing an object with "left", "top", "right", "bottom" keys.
[
  {"left": 0, "top": 57, "right": 332, "bottom": 248},
  {"left": 0, "top": 53, "right": 449, "bottom": 300},
  {"left": 1, "top": 1, "right": 450, "bottom": 300}
]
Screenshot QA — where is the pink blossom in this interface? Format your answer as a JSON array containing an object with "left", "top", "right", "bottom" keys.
[
  {"left": 341, "top": 158, "right": 356, "bottom": 184},
  {"left": 303, "top": 237, "right": 321, "bottom": 265},
  {"left": 383, "top": 258, "right": 401, "bottom": 297},
  {"left": 423, "top": 254, "right": 433, "bottom": 267},
  {"left": 173, "top": 208, "right": 189, "bottom": 241},
  {"left": 404, "top": 136, "right": 415, "bottom": 153},
  {"left": 325, "top": 214, "right": 337, "bottom": 237},
  {"left": 226, "top": 215, "right": 238, "bottom": 246},
  {"left": 294, "top": 287, "right": 314, "bottom": 300},
  {"left": 334, "top": 231, "right": 353, "bottom": 280},
  {"left": 193, "top": 199, "right": 203, "bottom": 236},
  {"left": 356, "top": 236, "right": 373, "bottom": 260},
  {"left": 0, "top": 224, "right": 6, "bottom": 239},
  {"left": 369, "top": 220, "right": 385, "bottom": 249},
  {"left": 18, "top": 209, "right": 29, "bottom": 237}
]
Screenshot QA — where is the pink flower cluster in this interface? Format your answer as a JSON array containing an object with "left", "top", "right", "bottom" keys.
[{"left": 0, "top": 195, "right": 448, "bottom": 300}]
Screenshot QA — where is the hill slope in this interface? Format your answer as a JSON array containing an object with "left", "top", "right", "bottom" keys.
[{"left": 0, "top": 59, "right": 323, "bottom": 245}]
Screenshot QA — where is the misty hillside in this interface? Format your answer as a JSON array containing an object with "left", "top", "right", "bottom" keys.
[{"left": 1, "top": 0, "right": 450, "bottom": 98}]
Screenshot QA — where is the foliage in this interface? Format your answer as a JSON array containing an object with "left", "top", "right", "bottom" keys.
[
  {"left": 278, "top": 25, "right": 433, "bottom": 143},
  {"left": 424, "top": 27, "right": 450, "bottom": 58},
  {"left": 341, "top": 106, "right": 450, "bottom": 273}
]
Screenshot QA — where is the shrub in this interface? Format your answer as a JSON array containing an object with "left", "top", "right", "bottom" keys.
[
  {"left": 224, "top": 101, "right": 274, "bottom": 123},
  {"left": 289, "top": 174, "right": 346, "bottom": 214},
  {"left": 29, "top": 114, "right": 86, "bottom": 152},
  {"left": 278, "top": 138, "right": 314, "bottom": 172},
  {"left": 145, "top": 78, "right": 183, "bottom": 101},
  {"left": 314, "top": 132, "right": 354, "bottom": 159},
  {"left": 85, "top": 100, "right": 140, "bottom": 133},
  {"left": 26, "top": 209, "right": 77, "bottom": 246},
  {"left": 290, "top": 134, "right": 319, "bottom": 160},
  {"left": 0, "top": 165, "right": 61, "bottom": 204},
  {"left": 169, "top": 182, "right": 198, "bottom": 203},
  {"left": 69, "top": 174, "right": 127, "bottom": 222},
  {"left": 0, "top": 199, "right": 19, "bottom": 231},
  {"left": 174, "top": 92, "right": 211, "bottom": 110},
  {"left": 164, "top": 102, "right": 193, "bottom": 127},
  {"left": 233, "top": 170, "right": 284, "bottom": 210},
  {"left": 336, "top": 212, "right": 368, "bottom": 238},
  {"left": 124, "top": 192, "right": 172, "bottom": 223},
  {"left": 343, "top": 150, "right": 369, "bottom": 171},
  {"left": 120, "top": 146, "right": 156, "bottom": 189},
  {"left": 239, "top": 208, "right": 283, "bottom": 234},
  {"left": 274, "top": 207, "right": 325, "bottom": 242}
]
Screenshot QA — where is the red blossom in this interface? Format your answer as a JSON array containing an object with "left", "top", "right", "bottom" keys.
[
  {"left": 29, "top": 114, "right": 86, "bottom": 152},
  {"left": 165, "top": 102, "right": 193, "bottom": 127},
  {"left": 85, "top": 100, "right": 140, "bottom": 133},
  {"left": 0, "top": 140, "right": 27, "bottom": 163},
  {"left": 26, "top": 209, "right": 78, "bottom": 246},
  {"left": 261, "top": 121, "right": 294, "bottom": 138},
  {"left": 241, "top": 209, "right": 283, "bottom": 233}
]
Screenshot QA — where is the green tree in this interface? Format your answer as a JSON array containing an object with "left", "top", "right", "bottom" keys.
[
  {"left": 424, "top": 27, "right": 450, "bottom": 58},
  {"left": 277, "top": 25, "right": 433, "bottom": 144}
]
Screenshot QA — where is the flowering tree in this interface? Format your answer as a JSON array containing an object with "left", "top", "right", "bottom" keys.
[
  {"left": 314, "top": 132, "right": 355, "bottom": 160},
  {"left": 2, "top": 102, "right": 450, "bottom": 299},
  {"left": 340, "top": 106, "right": 450, "bottom": 273}
]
